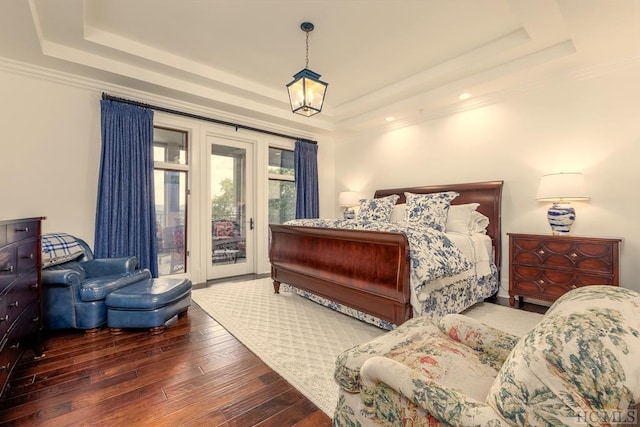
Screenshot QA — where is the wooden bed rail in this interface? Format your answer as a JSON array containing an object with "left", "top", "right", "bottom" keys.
[{"left": 270, "top": 225, "right": 412, "bottom": 325}]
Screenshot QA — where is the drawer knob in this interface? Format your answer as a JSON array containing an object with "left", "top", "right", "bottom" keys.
[
  {"left": 570, "top": 252, "right": 578, "bottom": 258},
  {"left": 22, "top": 253, "right": 34, "bottom": 260},
  {"left": 538, "top": 279, "right": 545, "bottom": 285},
  {"left": 16, "top": 227, "right": 29, "bottom": 233},
  {"left": 9, "top": 300, "right": 18, "bottom": 308},
  {"left": 0, "top": 364, "right": 9, "bottom": 371},
  {"left": 31, "top": 316, "right": 40, "bottom": 323},
  {"left": 0, "top": 315, "right": 8, "bottom": 322},
  {"left": 571, "top": 284, "right": 577, "bottom": 289},
  {"left": 9, "top": 342, "right": 20, "bottom": 350},
  {"left": 1, "top": 265, "right": 14, "bottom": 273},
  {"left": 537, "top": 249, "right": 545, "bottom": 255},
  {"left": 30, "top": 283, "right": 38, "bottom": 289}
]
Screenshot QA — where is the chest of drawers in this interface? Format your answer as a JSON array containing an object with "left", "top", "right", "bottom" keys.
[
  {"left": 0, "top": 217, "right": 44, "bottom": 397},
  {"left": 508, "top": 233, "right": 621, "bottom": 308}
]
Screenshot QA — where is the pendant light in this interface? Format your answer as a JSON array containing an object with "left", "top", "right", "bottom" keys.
[{"left": 286, "top": 22, "right": 328, "bottom": 117}]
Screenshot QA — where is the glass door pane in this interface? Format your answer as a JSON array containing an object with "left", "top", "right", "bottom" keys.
[
  {"left": 153, "top": 127, "right": 188, "bottom": 277},
  {"left": 155, "top": 170, "right": 187, "bottom": 275},
  {"left": 208, "top": 138, "right": 254, "bottom": 279}
]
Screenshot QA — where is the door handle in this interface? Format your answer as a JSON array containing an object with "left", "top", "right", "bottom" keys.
[{"left": 250, "top": 218, "right": 254, "bottom": 230}]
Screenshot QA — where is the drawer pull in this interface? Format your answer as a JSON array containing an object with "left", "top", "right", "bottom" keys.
[
  {"left": 571, "top": 284, "right": 577, "bottom": 289},
  {"left": 9, "top": 301, "right": 18, "bottom": 308},
  {"left": 15, "top": 227, "right": 29, "bottom": 233},
  {"left": 537, "top": 249, "right": 545, "bottom": 255},
  {"left": 9, "top": 342, "right": 20, "bottom": 350},
  {"left": 1, "top": 265, "right": 14, "bottom": 273},
  {"left": 31, "top": 316, "right": 40, "bottom": 323},
  {"left": 570, "top": 252, "right": 578, "bottom": 258},
  {"left": 0, "top": 315, "right": 8, "bottom": 322},
  {"left": 22, "top": 253, "right": 34, "bottom": 260},
  {"left": 30, "top": 283, "right": 38, "bottom": 289},
  {"left": 538, "top": 279, "right": 545, "bottom": 285},
  {"left": 0, "top": 364, "right": 10, "bottom": 371}
]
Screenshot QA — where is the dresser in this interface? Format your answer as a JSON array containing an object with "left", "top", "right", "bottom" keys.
[
  {"left": 0, "top": 217, "right": 44, "bottom": 397},
  {"left": 508, "top": 233, "right": 621, "bottom": 308}
]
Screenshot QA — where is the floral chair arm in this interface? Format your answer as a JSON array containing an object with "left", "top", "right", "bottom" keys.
[
  {"left": 360, "top": 356, "right": 506, "bottom": 426},
  {"left": 439, "top": 314, "right": 521, "bottom": 369}
]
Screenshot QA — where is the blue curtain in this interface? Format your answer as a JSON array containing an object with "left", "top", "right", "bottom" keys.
[
  {"left": 95, "top": 100, "right": 158, "bottom": 277},
  {"left": 294, "top": 140, "right": 319, "bottom": 219}
]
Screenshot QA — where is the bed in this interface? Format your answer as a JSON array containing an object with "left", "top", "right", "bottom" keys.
[{"left": 269, "top": 180, "right": 503, "bottom": 329}]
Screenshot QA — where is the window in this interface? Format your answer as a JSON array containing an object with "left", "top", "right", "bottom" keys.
[
  {"left": 154, "top": 127, "right": 188, "bottom": 276},
  {"left": 268, "top": 147, "right": 295, "bottom": 224}
]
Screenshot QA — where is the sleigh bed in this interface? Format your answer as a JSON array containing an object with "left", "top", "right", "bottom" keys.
[{"left": 269, "top": 181, "right": 503, "bottom": 329}]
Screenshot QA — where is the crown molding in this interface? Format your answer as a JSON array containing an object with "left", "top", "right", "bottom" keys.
[
  {"left": 0, "top": 56, "right": 317, "bottom": 143},
  {"left": 570, "top": 54, "right": 640, "bottom": 81}
]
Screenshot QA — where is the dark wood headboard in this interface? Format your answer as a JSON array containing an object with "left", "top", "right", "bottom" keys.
[{"left": 374, "top": 180, "right": 504, "bottom": 275}]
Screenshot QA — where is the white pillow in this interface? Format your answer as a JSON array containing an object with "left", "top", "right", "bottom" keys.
[
  {"left": 470, "top": 211, "right": 490, "bottom": 234},
  {"left": 390, "top": 203, "right": 406, "bottom": 223},
  {"left": 446, "top": 203, "right": 480, "bottom": 234}
]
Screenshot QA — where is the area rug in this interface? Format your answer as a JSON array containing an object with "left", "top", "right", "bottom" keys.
[{"left": 191, "top": 278, "right": 544, "bottom": 417}]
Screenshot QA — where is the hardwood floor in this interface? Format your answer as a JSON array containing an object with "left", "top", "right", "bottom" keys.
[
  {"left": 0, "top": 302, "right": 330, "bottom": 426},
  {"left": 0, "top": 291, "right": 547, "bottom": 427}
]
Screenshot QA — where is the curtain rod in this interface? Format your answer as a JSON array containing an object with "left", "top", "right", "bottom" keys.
[{"left": 101, "top": 93, "right": 317, "bottom": 145}]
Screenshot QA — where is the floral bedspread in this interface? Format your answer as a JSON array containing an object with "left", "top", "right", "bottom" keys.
[{"left": 284, "top": 219, "right": 474, "bottom": 299}]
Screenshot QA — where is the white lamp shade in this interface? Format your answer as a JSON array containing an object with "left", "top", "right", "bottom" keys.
[
  {"left": 536, "top": 173, "right": 590, "bottom": 202},
  {"left": 338, "top": 191, "right": 360, "bottom": 207}
]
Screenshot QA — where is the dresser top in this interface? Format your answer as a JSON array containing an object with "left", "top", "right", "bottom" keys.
[
  {"left": 507, "top": 233, "right": 622, "bottom": 243},
  {"left": 0, "top": 217, "right": 45, "bottom": 226}
]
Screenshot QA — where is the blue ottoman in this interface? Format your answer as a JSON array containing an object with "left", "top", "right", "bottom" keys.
[{"left": 106, "top": 277, "right": 192, "bottom": 335}]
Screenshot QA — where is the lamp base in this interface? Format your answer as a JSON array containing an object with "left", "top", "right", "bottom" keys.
[
  {"left": 343, "top": 207, "right": 355, "bottom": 220},
  {"left": 547, "top": 203, "right": 575, "bottom": 235}
]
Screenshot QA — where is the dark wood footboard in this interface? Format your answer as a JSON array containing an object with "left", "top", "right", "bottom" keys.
[{"left": 269, "top": 225, "right": 412, "bottom": 325}]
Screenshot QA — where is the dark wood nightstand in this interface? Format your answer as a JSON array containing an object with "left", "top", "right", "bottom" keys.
[{"left": 508, "top": 233, "right": 621, "bottom": 308}]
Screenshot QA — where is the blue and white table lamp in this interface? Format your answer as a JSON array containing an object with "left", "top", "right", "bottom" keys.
[
  {"left": 338, "top": 191, "right": 360, "bottom": 219},
  {"left": 536, "top": 172, "right": 590, "bottom": 234}
]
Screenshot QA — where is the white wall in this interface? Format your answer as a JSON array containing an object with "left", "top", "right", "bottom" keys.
[
  {"left": 0, "top": 65, "right": 334, "bottom": 284},
  {"left": 0, "top": 70, "right": 101, "bottom": 239},
  {"left": 334, "top": 63, "right": 640, "bottom": 295}
]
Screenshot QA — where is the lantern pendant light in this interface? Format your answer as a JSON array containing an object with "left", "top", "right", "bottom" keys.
[{"left": 286, "top": 22, "right": 328, "bottom": 117}]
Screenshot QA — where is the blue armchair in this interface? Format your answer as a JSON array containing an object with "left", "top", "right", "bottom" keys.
[{"left": 41, "top": 234, "right": 150, "bottom": 335}]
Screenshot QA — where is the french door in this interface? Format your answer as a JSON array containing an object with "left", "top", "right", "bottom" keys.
[{"left": 207, "top": 135, "right": 254, "bottom": 279}]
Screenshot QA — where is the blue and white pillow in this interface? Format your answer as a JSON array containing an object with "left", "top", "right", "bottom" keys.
[
  {"left": 405, "top": 191, "right": 459, "bottom": 231},
  {"left": 42, "top": 233, "right": 85, "bottom": 267},
  {"left": 356, "top": 194, "right": 400, "bottom": 222}
]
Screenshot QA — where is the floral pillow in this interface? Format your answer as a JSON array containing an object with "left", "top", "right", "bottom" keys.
[
  {"left": 356, "top": 194, "right": 400, "bottom": 221},
  {"left": 404, "top": 191, "right": 459, "bottom": 231}
]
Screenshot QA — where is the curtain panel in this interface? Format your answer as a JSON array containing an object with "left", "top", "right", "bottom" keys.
[
  {"left": 294, "top": 140, "right": 319, "bottom": 219},
  {"left": 95, "top": 100, "right": 158, "bottom": 277}
]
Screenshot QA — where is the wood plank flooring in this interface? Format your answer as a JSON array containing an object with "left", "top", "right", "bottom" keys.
[
  {"left": 0, "top": 302, "right": 330, "bottom": 426},
  {"left": 0, "top": 291, "right": 546, "bottom": 427}
]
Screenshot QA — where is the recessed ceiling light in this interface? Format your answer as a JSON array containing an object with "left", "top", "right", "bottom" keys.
[
  {"left": 458, "top": 93, "right": 472, "bottom": 100},
  {"left": 385, "top": 116, "right": 396, "bottom": 122}
]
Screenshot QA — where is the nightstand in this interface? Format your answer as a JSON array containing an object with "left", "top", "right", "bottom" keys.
[{"left": 508, "top": 233, "right": 621, "bottom": 308}]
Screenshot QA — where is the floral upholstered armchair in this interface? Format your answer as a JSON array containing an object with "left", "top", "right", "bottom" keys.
[{"left": 333, "top": 285, "right": 640, "bottom": 426}]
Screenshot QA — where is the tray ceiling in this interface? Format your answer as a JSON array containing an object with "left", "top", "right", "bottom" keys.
[{"left": 1, "top": 0, "right": 639, "bottom": 136}]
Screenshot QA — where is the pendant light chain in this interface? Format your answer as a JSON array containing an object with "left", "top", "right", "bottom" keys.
[{"left": 305, "top": 31, "right": 310, "bottom": 68}]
